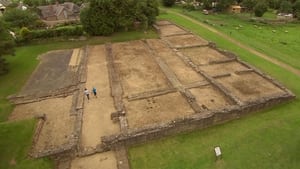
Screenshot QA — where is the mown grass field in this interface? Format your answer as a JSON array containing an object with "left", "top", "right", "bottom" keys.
[
  {"left": 128, "top": 10, "right": 300, "bottom": 169},
  {"left": 0, "top": 30, "right": 158, "bottom": 169}
]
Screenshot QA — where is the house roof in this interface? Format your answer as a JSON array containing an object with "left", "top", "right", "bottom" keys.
[
  {"left": 0, "top": 3, "right": 5, "bottom": 9},
  {"left": 0, "top": 0, "right": 11, "bottom": 6},
  {"left": 37, "top": 2, "right": 80, "bottom": 19},
  {"left": 231, "top": 5, "right": 242, "bottom": 9}
]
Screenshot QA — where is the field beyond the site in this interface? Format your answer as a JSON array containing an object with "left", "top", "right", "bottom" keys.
[{"left": 128, "top": 10, "right": 300, "bottom": 169}]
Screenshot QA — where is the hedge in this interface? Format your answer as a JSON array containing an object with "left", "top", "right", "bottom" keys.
[{"left": 18, "top": 25, "right": 84, "bottom": 42}]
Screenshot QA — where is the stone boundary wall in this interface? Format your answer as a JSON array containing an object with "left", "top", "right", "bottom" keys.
[
  {"left": 114, "top": 144, "right": 131, "bottom": 169},
  {"left": 101, "top": 93, "right": 294, "bottom": 149},
  {"left": 28, "top": 115, "right": 46, "bottom": 157},
  {"left": 8, "top": 86, "right": 78, "bottom": 105},
  {"left": 106, "top": 43, "right": 129, "bottom": 133}
]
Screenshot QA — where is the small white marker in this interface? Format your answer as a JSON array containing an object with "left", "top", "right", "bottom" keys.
[{"left": 214, "top": 146, "right": 222, "bottom": 159}]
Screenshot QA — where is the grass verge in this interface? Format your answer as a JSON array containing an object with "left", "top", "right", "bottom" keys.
[{"left": 0, "top": 119, "right": 54, "bottom": 169}]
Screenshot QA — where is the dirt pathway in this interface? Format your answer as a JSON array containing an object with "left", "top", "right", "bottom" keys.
[
  {"left": 71, "top": 151, "right": 117, "bottom": 169},
  {"left": 81, "top": 45, "right": 120, "bottom": 149},
  {"left": 167, "top": 10, "right": 300, "bottom": 77}
]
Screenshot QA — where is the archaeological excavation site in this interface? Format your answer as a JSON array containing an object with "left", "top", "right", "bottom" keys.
[{"left": 8, "top": 20, "right": 295, "bottom": 169}]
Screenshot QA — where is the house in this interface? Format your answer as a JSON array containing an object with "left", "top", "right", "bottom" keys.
[
  {"left": 277, "top": 13, "right": 294, "bottom": 20},
  {"left": 229, "top": 5, "right": 242, "bottom": 13},
  {"left": 0, "top": 0, "right": 11, "bottom": 7},
  {"left": 37, "top": 2, "right": 80, "bottom": 21},
  {"left": 0, "top": 3, "right": 5, "bottom": 16},
  {"left": 17, "top": 2, "right": 28, "bottom": 11}
]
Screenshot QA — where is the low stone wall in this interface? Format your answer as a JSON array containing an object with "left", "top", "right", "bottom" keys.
[
  {"left": 29, "top": 115, "right": 46, "bottom": 157},
  {"left": 101, "top": 93, "right": 294, "bottom": 149},
  {"left": 114, "top": 144, "right": 131, "bottom": 169}
]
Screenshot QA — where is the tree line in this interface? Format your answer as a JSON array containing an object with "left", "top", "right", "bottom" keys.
[
  {"left": 163, "top": 0, "right": 300, "bottom": 17},
  {"left": 0, "top": 0, "right": 159, "bottom": 75}
]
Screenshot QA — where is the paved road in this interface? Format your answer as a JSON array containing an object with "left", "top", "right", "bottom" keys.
[{"left": 167, "top": 10, "right": 300, "bottom": 77}]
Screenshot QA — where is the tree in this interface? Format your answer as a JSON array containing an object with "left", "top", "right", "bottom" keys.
[
  {"left": 80, "top": 0, "right": 158, "bottom": 36},
  {"left": 215, "top": 0, "right": 235, "bottom": 12},
  {"left": 242, "top": 0, "right": 258, "bottom": 12},
  {"left": 162, "top": 0, "right": 176, "bottom": 7},
  {"left": 80, "top": 0, "right": 115, "bottom": 35},
  {"left": 293, "top": 0, "right": 300, "bottom": 18},
  {"left": 279, "top": 0, "right": 293, "bottom": 13},
  {"left": 266, "top": 0, "right": 282, "bottom": 9},
  {"left": 0, "top": 20, "right": 15, "bottom": 75},
  {"left": 3, "top": 9, "right": 40, "bottom": 29},
  {"left": 254, "top": 1, "right": 268, "bottom": 17}
]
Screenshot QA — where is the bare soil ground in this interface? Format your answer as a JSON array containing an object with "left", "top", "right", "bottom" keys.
[
  {"left": 216, "top": 72, "right": 286, "bottom": 102},
  {"left": 189, "top": 86, "right": 234, "bottom": 110},
  {"left": 199, "top": 61, "right": 250, "bottom": 77},
  {"left": 80, "top": 45, "right": 120, "bottom": 149},
  {"left": 159, "top": 24, "right": 188, "bottom": 37},
  {"left": 19, "top": 50, "right": 77, "bottom": 97},
  {"left": 125, "top": 92, "right": 194, "bottom": 129},
  {"left": 156, "top": 20, "right": 172, "bottom": 26},
  {"left": 146, "top": 39, "right": 205, "bottom": 85},
  {"left": 164, "top": 34, "right": 209, "bottom": 48},
  {"left": 179, "top": 46, "right": 230, "bottom": 65},
  {"left": 71, "top": 151, "right": 117, "bottom": 169},
  {"left": 112, "top": 40, "right": 171, "bottom": 96},
  {"left": 10, "top": 96, "right": 74, "bottom": 153}
]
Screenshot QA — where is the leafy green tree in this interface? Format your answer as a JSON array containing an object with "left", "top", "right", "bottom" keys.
[
  {"left": 280, "top": 0, "right": 293, "bottom": 13},
  {"left": 242, "top": 0, "right": 258, "bottom": 12},
  {"left": 80, "top": 0, "right": 158, "bottom": 36},
  {"left": 162, "top": 0, "right": 176, "bottom": 7},
  {"left": 254, "top": 1, "right": 268, "bottom": 17},
  {"left": 3, "top": 9, "right": 40, "bottom": 29},
  {"left": 215, "top": 0, "right": 235, "bottom": 12},
  {"left": 293, "top": 0, "right": 300, "bottom": 18},
  {"left": 0, "top": 20, "right": 15, "bottom": 75},
  {"left": 266, "top": 0, "right": 282, "bottom": 9},
  {"left": 80, "top": 0, "right": 115, "bottom": 35}
]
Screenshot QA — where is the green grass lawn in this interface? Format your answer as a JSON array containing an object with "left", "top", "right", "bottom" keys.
[
  {"left": 0, "top": 30, "right": 158, "bottom": 169},
  {"left": 173, "top": 8, "right": 300, "bottom": 70},
  {"left": 0, "top": 119, "right": 53, "bottom": 169},
  {"left": 128, "top": 11, "right": 300, "bottom": 169}
]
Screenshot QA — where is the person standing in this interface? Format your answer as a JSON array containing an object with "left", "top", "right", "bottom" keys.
[
  {"left": 84, "top": 88, "right": 90, "bottom": 100},
  {"left": 92, "top": 87, "right": 97, "bottom": 98}
]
